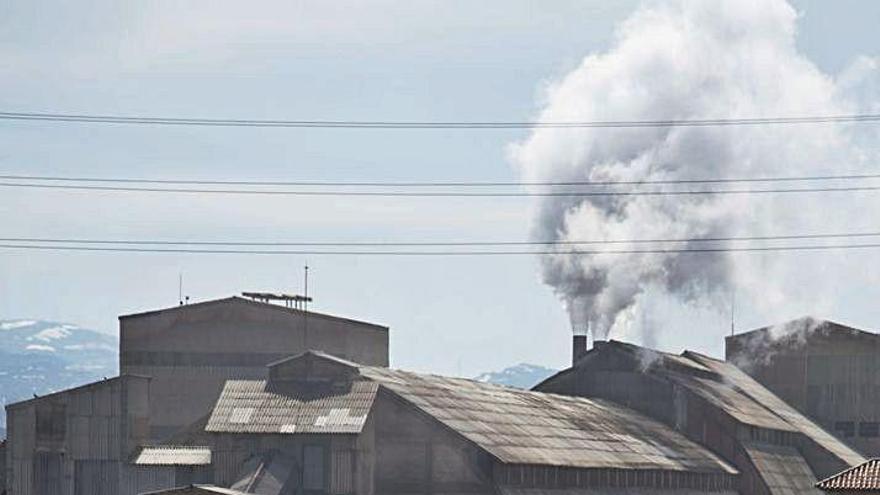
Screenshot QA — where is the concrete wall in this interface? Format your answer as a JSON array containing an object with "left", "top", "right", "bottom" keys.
[
  {"left": 5, "top": 376, "right": 153, "bottom": 495},
  {"left": 120, "top": 297, "right": 389, "bottom": 440},
  {"left": 726, "top": 327, "right": 880, "bottom": 456}
]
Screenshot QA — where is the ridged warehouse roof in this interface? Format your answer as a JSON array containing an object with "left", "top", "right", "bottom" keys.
[
  {"left": 686, "top": 352, "right": 865, "bottom": 467},
  {"left": 743, "top": 442, "right": 822, "bottom": 495},
  {"left": 142, "top": 485, "right": 249, "bottom": 495},
  {"left": 132, "top": 446, "right": 212, "bottom": 465},
  {"left": 205, "top": 379, "right": 378, "bottom": 434},
  {"left": 357, "top": 365, "right": 737, "bottom": 473},
  {"left": 816, "top": 459, "right": 880, "bottom": 491}
]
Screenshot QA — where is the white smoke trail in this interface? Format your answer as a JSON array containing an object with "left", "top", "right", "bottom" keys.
[{"left": 511, "top": 0, "right": 880, "bottom": 341}]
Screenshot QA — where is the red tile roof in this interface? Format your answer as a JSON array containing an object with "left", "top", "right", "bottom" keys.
[{"left": 817, "top": 459, "right": 880, "bottom": 491}]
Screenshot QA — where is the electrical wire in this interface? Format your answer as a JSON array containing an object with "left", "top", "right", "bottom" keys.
[
  {"left": 2, "top": 231, "right": 879, "bottom": 247},
  {"left": 1, "top": 111, "right": 879, "bottom": 128},
  {"left": 2, "top": 172, "right": 880, "bottom": 187},
  {"left": 2, "top": 181, "right": 880, "bottom": 197},
  {"left": 1, "top": 243, "right": 879, "bottom": 255}
]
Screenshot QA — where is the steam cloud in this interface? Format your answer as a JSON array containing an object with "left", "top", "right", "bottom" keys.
[{"left": 511, "top": 0, "right": 879, "bottom": 340}]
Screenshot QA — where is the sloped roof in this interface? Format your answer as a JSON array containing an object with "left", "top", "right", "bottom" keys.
[
  {"left": 565, "top": 340, "right": 863, "bottom": 468},
  {"left": 118, "top": 295, "right": 387, "bottom": 331},
  {"left": 358, "top": 365, "right": 737, "bottom": 473},
  {"left": 686, "top": 352, "right": 864, "bottom": 467},
  {"left": 743, "top": 442, "right": 822, "bottom": 495},
  {"left": 727, "top": 317, "right": 879, "bottom": 347},
  {"left": 816, "top": 459, "right": 880, "bottom": 491},
  {"left": 132, "top": 446, "right": 212, "bottom": 466},
  {"left": 141, "top": 485, "right": 247, "bottom": 495},
  {"left": 206, "top": 379, "right": 377, "bottom": 434}
]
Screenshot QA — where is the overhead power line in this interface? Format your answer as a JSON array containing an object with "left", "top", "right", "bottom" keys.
[
  {"left": 2, "top": 243, "right": 880, "bottom": 256},
  {"left": 3, "top": 172, "right": 880, "bottom": 187},
  {"left": 2, "top": 181, "right": 880, "bottom": 197},
  {"left": 0, "top": 110, "right": 879, "bottom": 128},
  {"left": 2, "top": 231, "right": 879, "bottom": 247}
]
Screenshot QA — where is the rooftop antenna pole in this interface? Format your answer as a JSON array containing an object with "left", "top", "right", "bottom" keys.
[
  {"left": 730, "top": 290, "right": 736, "bottom": 336},
  {"left": 178, "top": 272, "right": 183, "bottom": 306},
  {"left": 303, "top": 263, "right": 310, "bottom": 349}
]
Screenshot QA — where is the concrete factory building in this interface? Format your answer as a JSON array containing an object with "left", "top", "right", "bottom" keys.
[
  {"left": 536, "top": 339, "right": 866, "bottom": 494},
  {"left": 726, "top": 318, "right": 880, "bottom": 458},
  {"left": 119, "top": 295, "right": 389, "bottom": 440}
]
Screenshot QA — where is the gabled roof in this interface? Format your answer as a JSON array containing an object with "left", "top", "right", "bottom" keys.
[
  {"left": 205, "top": 351, "right": 735, "bottom": 474},
  {"left": 132, "top": 445, "right": 212, "bottom": 466},
  {"left": 118, "top": 295, "right": 388, "bottom": 331},
  {"left": 359, "top": 365, "right": 737, "bottom": 473},
  {"left": 816, "top": 459, "right": 880, "bottom": 491}
]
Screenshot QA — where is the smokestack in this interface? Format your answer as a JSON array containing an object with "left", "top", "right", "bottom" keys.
[{"left": 572, "top": 334, "right": 588, "bottom": 365}]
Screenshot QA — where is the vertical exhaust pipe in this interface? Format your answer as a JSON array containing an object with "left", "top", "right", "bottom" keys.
[{"left": 572, "top": 334, "right": 588, "bottom": 365}]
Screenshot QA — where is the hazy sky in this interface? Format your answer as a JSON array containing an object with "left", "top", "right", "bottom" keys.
[{"left": 1, "top": 0, "right": 878, "bottom": 376}]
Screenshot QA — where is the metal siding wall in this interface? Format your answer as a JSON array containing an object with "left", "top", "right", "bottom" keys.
[{"left": 118, "top": 465, "right": 176, "bottom": 495}]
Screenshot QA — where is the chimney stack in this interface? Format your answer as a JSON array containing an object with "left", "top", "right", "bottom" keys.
[{"left": 572, "top": 334, "right": 588, "bottom": 365}]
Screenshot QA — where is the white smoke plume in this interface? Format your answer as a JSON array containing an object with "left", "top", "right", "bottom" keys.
[{"left": 511, "top": 0, "right": 880, "bottom": 341}]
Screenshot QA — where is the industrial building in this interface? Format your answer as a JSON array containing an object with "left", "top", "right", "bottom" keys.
[
  {"left": 119, "top": 295, "right": 389, "bottom": 440},
  {"left": 535, "top": 339, "right": 866, "bottom": 494},
  {"left": 3, "top": 295, "right": 869, "bottom": 494},
  {"left": 5, "top": 295, "right": 389, "bottom": 495},
  {"left": 144, "top": 350, "right": 742, "bottom": 494},
  {"left": 726, "top": 318, "right": 880, "bottom": 457}
]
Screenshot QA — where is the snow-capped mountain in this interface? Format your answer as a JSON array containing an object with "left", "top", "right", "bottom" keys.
[
  {"left": 0, "top": 320, "right": 118, "bottom": 431},
  {"left": 474, "top": 363, "right": 557, "bottom": 389}
]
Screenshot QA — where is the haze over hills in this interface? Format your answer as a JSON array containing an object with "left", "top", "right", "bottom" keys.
[
  {"left": 474, "top": 363, "right": 558, "bottom": 389},
  {"left": 0, "top": 319, "right": 118, "bottom": 432}
]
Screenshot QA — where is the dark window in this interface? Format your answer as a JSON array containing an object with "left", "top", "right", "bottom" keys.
[
  {"left": 303, "top": 445, "right": 326, "bottom": 491},
  {"left": 834, "top": 421, "right": 855, "bottom": 438},
  {"left": 859, "top": 421, "right": 879, "bottom": 438},
  {"left": 35, "top": 402, "right": 66, "bottom": 443}
]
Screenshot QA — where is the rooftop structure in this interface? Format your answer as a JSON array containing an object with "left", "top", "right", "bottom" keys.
[
  {"left": 726, "top": 318, "right": 880, "bottom": 456},
  {"left": 161, "top": 351, "right": 740, "bottom": 493},
  {"left": 536, "top": 339, "right": 865, "bottom": 494}
]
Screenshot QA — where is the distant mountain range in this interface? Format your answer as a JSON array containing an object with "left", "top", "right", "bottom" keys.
[
  {"left": 0, "top": 320, "right": 118, "bottom": 432},
  {"left": 474, "top": 363, "right": 558, "bottom": 389}
]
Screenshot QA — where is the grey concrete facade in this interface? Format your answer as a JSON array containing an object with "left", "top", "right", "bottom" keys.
[
  {"left": 119, "top": 296, "right": 389, "bottom": 440},
  {"left": 726, "top": 318, "right": 880, "bottom": 457}
]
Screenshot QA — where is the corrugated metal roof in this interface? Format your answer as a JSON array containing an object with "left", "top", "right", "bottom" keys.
[
  {"left": 499, "top": 489, "right": 737, "bottom": 495},
  {"left": 743, "top": 442, "right": 822, "bottom": 495},
  {"left": 358, "top": 366, "right": 737, "bottom": 474},
  {"left": 685, "top": 352, "right": 865, "bottom": 467},
  {"left": 816, "top": 458, "right": 880, "bottom": 491},
  {"left": 141, "top": 485, "right": 248, "bottom": 495},
  {"left": 205, "top": 379, "right": 377, "bottom": 434},
  {"left": 132, "top": 445, "right": 212, "bottom": 466}
]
